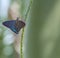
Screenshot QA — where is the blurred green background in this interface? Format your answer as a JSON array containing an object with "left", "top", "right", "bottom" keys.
[
  {"left": 0, "top": 0, "right": 20, "bottom": 58},
  {"left": 1, "top": 0, "right": 60, "bottom": 58}
]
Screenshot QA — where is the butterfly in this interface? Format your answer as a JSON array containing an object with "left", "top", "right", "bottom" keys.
[{"left": 2, "top": 17, "right": 25, "bottom": 34}]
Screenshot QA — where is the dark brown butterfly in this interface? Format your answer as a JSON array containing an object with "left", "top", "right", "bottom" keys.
[{"left": 2, "top": 17, "right": 25, "bottom": 34}]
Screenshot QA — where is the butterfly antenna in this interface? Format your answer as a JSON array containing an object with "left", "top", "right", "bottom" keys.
[
  {"left": 15, "top": 17, "right": 19, "bottom": 28},
  {"left": 17, "top": 17, "right": 19, "bottom": 20},
  {"left": 16, "top": 17, "right": 20, "bottom": 23}
]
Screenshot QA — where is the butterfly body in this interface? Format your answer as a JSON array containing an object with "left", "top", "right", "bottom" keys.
[{"left": 3, "top": 18, "right": 25, "bottom": 34}]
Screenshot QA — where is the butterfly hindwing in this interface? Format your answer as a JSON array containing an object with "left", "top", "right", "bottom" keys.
[{"left": 14, "top": 20, "right": 25, "bottom": 33}]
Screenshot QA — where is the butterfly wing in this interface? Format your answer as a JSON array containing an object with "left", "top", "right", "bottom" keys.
[
  {"left": 3, "top": 20, "right": 25, "bottom": 34},
  {"left": 19, "top": 21, "right": 25, "bottom": 28},
  {"left": 15, "top": 20, "right": 25, "bottom": 33},
  {"left": 3, "top": 20, "right": 15, "bottom": 28},
  {"left": 2, "top": 20, "right": 19, "bottom": 34}
]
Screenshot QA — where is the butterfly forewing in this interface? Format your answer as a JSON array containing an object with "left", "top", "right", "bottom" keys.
[{"left": 3, "top": 20, "right": 15, "bottom": 28}]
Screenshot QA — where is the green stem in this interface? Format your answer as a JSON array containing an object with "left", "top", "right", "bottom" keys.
[
  {"left": 20, "top": 0, "right": 32, "bottom": 58},
  {"left": 24, "top": 0, "right": 33, "bottom": 21}
]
